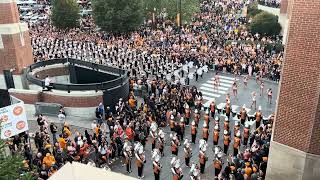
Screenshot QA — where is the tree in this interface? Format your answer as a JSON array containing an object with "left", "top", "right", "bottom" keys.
[
  {"left": 247, "top": 2, "right": 262, "bottom": 17},
  {"left": 51, "top": 0, "right": 80, "bottom": 29},
  {"left": 249, "top": 12, "right": 281, "bottom": 36},
  {"left": 143, "top": 0, "right": 200, "bottom": 25},
  {"left": 0, "top": 134, "right": 33, "bottom": 179},
  {"left": 92, "top": 0, "right": 145, "bottom": 33}
]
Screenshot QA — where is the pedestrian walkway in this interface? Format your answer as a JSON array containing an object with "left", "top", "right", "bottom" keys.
[{"left": 201, "top": 76, "right": 238, "bottom": 107}]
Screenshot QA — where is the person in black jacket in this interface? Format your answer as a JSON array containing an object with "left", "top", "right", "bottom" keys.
[{"left": 50, "top": 122, "right": 58, "bottom": 144}]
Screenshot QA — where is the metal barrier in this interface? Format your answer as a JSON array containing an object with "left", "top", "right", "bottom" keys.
[
  {"left": 35, "top": 102, "right": 63, "bottom": 116},
  {"left": 25, "top": 58, "right": 129, "bottom": 92}
]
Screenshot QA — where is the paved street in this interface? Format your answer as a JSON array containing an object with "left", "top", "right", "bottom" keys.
[{"left": 27, "top": 69, "right": 278, "bottom": 179}]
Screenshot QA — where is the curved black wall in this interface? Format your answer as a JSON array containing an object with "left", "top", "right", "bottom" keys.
[{"left": 70, "top": 65, "right": 119, "bottom": 84}]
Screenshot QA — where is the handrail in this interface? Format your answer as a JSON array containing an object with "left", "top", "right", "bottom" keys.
[{"left": 25, "top": 58, "right": 129, "bottom": 92}]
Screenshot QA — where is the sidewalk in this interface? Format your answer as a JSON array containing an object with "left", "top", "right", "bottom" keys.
[{"left": 27, "top": 113, "right": 93, "bottom": 129}]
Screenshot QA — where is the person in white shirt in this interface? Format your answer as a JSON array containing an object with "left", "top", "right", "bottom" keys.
[
  {"left": 58, "top": 112, "right": 66, "bottom": 122},
  {"left": 44, "top": 75, "right": 52, "bottom": 91}
]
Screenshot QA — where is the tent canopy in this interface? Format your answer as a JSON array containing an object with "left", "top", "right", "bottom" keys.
[{"left": 49, "top": 162, "right": 138, "bottom": 180}]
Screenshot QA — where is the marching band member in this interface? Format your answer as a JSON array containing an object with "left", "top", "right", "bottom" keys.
[
  {"left": 194, "top": 109, "right": 200, "bottom": 127},
  {"left": 233, "top": 131, "right": 241, "bottom": 156},
  {"left": 183, "top": 139, "right": 192, "bottom": 167},
  {"left": 210, "top": 99, "right": 216, "bottom": 118},
  {"left": 195, "top": 97, "right": 202, "bottom": 111},
  {"left": 171, "top": 157, "right": 183, "bottom": 180},
  {"left": 134, "top": 142, "right": 146, "bottom": 179},
  {"left": 191, "top": 120, "right": 197, "bottom": 144},
  {"left": 190, "top": 163, "right": 201, "bottom": 180},
  {"left": 223, "top": 130, "right": 230, "bottom": 154},
  {"left": 170, "top": 115, "right": 176, "bottom": 131},
  {"left": 152, "top": 149, "right": 162, "bottom": 180},
  {"left": 204, "top": 109, "right": 210, "bottom": 128},
  {"left": 224, "top": 117, "right": 230, "bottom": 131},
  {"left": 225, "top": 102, "right": 232, "bottom": 119},
  {"left": 202, "top": 122, "right": 209, "bottom": 142},
  {"left": 234, "top": 121, "right": 240, "bottom": 137},
  {"left": 213, "top": 147, "right": 223, "bottom": 179},
  {"left": 157, "top": 129, "right": 165, "bottom": 156},
  {"left": 198, "top": 139, "right": 208, "bottom": 174},
  {"left": 213, "top": 124, "right": 220, "bottom": 146},
  {"left": 123, "top": 140, "right": 133, "bottom": 173},
  {"left": 150, "top": 122, "right": 158, "bottom": 150},
  {"left": 170, "top": 133, "right": 180, "bottom": 156},
  {"left": 240, "top": 104, "right": 248, "bottom": 125},
  {"left": 184, "top": 103, "right": 191, "bottom": 126},
  {"left": 179, "top": 117, "right": 186, "bottom": 141},
  {"left": 255, "top": 106, "right": 263, "bottom": 128},
  {"left": 243, "top": 123, "right": 250, "bottom": 147}
]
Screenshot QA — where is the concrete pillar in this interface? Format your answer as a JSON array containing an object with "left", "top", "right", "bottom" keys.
[
  {"left": 280, "top": 0, "right": 288, "bottom": 14},
  {"left": 266, "top": 0, "right": 320, "bottom": 179},
  {"left": 0, "top": 0, "right": 33, "bottom": 74}
]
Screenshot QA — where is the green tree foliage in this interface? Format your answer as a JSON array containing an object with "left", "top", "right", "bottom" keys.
[
  {"left": 247, "top": 2, "right": 262, "bottom": 17},
  {"left": 92, "top": 0, "right": 144, "bottom": 33},
  {"left": 0, "top": 135, "right": 34, "bottom": 179},
  {"left": 51, "top": 0, "right": 80, "bottom": 29},
  {"left": 250, "top": 12, "right": 281, "bottom": 36},
  {"left": 144, "top": 0, "right": 200, "bottom": 25}
]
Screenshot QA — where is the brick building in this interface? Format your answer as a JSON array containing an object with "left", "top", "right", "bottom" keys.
[
  {"left": 266, "top": 0, "right": 320, "bottom": 179},
  {"left": 0, "top": 0, "right": 33, "bottom": 89}
]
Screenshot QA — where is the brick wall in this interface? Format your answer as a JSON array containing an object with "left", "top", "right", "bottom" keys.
[
  {"left": 0, "top": 31, "right": 33, "bottom": 74},
  {"left": 9, "top": 90, "right": 103, "bottom": 108},
  {"left": 273, "top": 0, "right": 320, "bottom": 154},
  {"left": 9, "top": 91, "right": 40, "bottom": 104},
  {"left": 0, "top": 2, "right": 20, "bottom": 24},
  {"left": 34, "top": 67, "right": 70, "bottom": 79},
  {"left": 40, "top": 93, "right": 103, "bottom": 107},
  {"left": 280, "top": 0, "right": 288, "bottom": 14}
]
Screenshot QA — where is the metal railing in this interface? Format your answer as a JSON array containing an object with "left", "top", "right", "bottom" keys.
[{"left": 25, "top": 58, "right": 129, "bottom": 92}]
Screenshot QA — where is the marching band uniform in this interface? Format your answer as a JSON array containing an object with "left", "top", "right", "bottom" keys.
[
  {"left": 170, "top": 115, "right": 176, "bottom": 131},
  {"left": 158, "top": 130, "right": 165, "bottom": 156},
  {"left": 224, "top": 117, "right": 230, "bottom": 131},
  {"left": 234, "top": 121, "right": 240, "bottom": 137},
  {"left": 179, "top": 118, "right": 186, "bottom": 141},
  {"left": 240, "top": 104, "right": 248, "bottom": 125},
  {"left": 210, "top": 100, "right": 216, "bottom": 118},
  {"left": 150, "top": 122, "right": 158, "bottom": 150},
  {"left": 223, "top": 130, "right": 230, "bottom": 154},
  {"left": 171, "top": 158, "right": 183, "bottom": 180},
  {"left": 190, "top": 163, "right": 200, "bottom": 180},
  {"left": 123, "top": 141, "right": 132, "bottom": 173},
  {"left": 213, "top": 158, "right": 222, "bottom": 178},
  {"left": 183, "top": 139, "right": 192, "bottom": 167},
  {"left": 255, "top": 106, "right": 263, "bottom": 128},
  {"left": 198, "top": 139, "right": 208, "bottom": 174},
  {"left": 243, "top": 123, "right": 250, "bottom": 146},
  {"left": 202, "top": 122, "right": 209, "bottom": 142},
  {"left": 184, "top": 103, "right": 191, "bottom": 125},
  {"left": 191, "top": 121, "right": 197, "bottom": 144},
  {"left": 152, "top": 149, "right": 162, "bottom": 180},
  {"left": 213, "top": 125, "right": 220, "bottom": 145},
  {"left": 204, "top": 110, "right": 210, "bottom": 128},
  {"left": 135, "top": 143, "right": 146, "bottom": 179},
  {"left": 225, "top": 102, "right": 231, "bottom": 119},
  {"left": 194, "top": 109, "right": 200, "bottom": 127},
  {"left": 233, "top": 131, "right": 241, "bottom": 156},
  {"left": 171, "top": 134, "right": 179, "bottom": 156}
]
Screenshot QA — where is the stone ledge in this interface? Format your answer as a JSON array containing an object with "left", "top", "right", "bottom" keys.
[{"left": 266, "top": 140, "right": 320, "bottom": 180}]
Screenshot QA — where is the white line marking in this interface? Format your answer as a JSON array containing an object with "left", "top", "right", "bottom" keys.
[
  {"left": 200, "top": 86, "right": 227, "bottom": 94},
  {"left": 217, "top": 76, "right": 238, "bottom": 80},
  {"left": 201, "top": 91, "right": 221, "bottom": 98},
  {"left": 201, "top": 83, "right": 229, "bottom": 91},
  {"left": 210, "top": 77, "right": 235, "bottom": 84},
  {"left": 206, "top": 80, "right": 233, "bottom": 87}
]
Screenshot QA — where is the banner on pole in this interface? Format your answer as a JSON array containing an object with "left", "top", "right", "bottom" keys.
[{"left": 0, "top": 102, "right": 29, "bottom": 139}]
